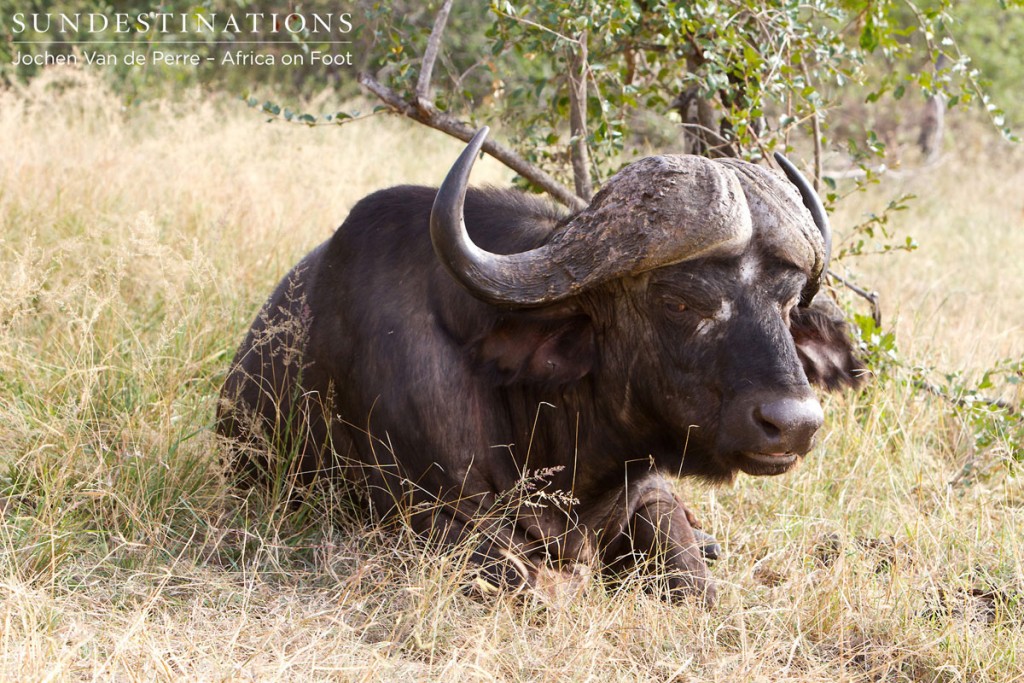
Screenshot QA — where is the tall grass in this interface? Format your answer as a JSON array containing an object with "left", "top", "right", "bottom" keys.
[
  {"left": 1, "top": 69, "right": 1021, "bottom": 681},
  {"left": 833, "top": 145, "right": 1024, "bottom": 369}
]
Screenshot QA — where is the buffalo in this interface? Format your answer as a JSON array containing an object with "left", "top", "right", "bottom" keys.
[{"left": 217, "top": 128, "right": 862, "bottom": 605}]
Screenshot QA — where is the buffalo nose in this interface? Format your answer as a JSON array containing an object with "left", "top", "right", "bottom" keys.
[{"left": 751, "top": 396, "right": 824, "bottom": 454}]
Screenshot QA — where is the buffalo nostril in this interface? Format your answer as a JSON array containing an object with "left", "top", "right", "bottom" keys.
[
  {"left": 752, "top": 397, "right": 824, "bottom": 453},
  {"left": 753, "top": 410, "right": 782, "bottom": 440}
]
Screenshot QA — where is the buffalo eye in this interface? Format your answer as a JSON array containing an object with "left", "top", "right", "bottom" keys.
[
  {"left": 661, "top": 296, "right": 691, "bottom": 320},
  {"left": 667, "top": 300, "right": 687, "bottom": 314},
  {"left": 661, "top": 296, "right": 722, "bottom": 329}
]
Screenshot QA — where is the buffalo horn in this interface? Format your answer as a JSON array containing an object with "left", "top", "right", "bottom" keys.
[
  {"left": 433, "top": 128, "right": 753, "bottom": 307},
  {"left": 773, "top": 152, "right": 831, "bottom": 306},
  {"left": 430, "top": 127, "right": 579, "bottom": 306}
]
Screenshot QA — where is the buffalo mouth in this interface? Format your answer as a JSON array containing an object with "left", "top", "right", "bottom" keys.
[{"left": 736, "top": 451, "right": 800, "bottom": 476}]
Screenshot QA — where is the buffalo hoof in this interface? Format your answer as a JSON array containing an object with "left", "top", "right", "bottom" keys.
[
  {"left": 693, "top": 527, "right": 722, "bottom": 561},
  {"left": 466, "top": 547, "right": 532, "bottom": 597}
]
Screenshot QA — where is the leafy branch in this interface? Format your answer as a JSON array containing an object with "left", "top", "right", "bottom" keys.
[
  {"left": 356, "top": 0, "right": 586, "bottom": 210},
  {"left": 853, "top": 315, "right": 1023, "bottom": 469},
  {"left": 357, "top": 72, "right": 586, "bottom": 211},
  {"left": 243, "top": 98, "right": 388, "bottom": 127}
]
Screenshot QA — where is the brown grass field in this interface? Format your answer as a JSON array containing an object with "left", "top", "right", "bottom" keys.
[{"left": 1, "top": 70, "right": 1022, "bottom": 681}]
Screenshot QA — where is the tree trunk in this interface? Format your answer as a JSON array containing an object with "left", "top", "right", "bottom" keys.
[
  {"left": 918, "top": 93, "right": 945, "bottom": 163},
  {"left": 918, "top": 54, "right": 947, "bottom": 163}
]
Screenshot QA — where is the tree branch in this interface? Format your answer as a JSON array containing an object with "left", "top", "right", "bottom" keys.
[
  {"left": 416, "top": 0, "right": 454, "bottom": 107},
  {"left": 914, "top": 378, "right": 1016, "bottom": 413},
  {"left": 801, "top": 62, "right": 822, "bottom": 192},
  {"left": 828, "top": 269, "right": 881, "bottom": 326},
  {"left": 359, "top": 73, "right": 588, "bottom": 211},
  {"left": 566, "top": 31, "right": 593, "bottom": 201}
]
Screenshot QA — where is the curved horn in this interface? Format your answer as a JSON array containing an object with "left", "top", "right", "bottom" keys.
[
  {"left": 430, "top": 127, "right": 578, "bottom": 306},
  {"left": 432, "top": 129, "right": 754, "bottom": 307},
  {"left": 773, "top": 152, "right": 831, "bottom": 306}
]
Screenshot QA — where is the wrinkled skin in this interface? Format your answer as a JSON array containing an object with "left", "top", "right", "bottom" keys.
[{"left": 218, "top": 172, "right": 863, "bottom": 606}]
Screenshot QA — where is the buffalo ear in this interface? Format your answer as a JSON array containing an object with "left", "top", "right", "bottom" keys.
[
  {"left": 473, "top": 312, "right": 595, "bottom": 386},
  {"left": 790, "top": 298, "right": 866, "bottom": 390}
]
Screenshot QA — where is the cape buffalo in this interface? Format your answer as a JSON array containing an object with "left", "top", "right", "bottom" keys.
[{"left": 217, "top": 128, "right": 862, "bottom": 605}]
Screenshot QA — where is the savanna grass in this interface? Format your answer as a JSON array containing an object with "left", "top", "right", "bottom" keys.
[{"left": 0, "top": 69, "right": 1021, "bottom": 680}]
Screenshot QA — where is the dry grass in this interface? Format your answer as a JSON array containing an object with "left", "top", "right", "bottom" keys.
[{"left": 1, "top": 69, "right": 1022, "bottom": 681}]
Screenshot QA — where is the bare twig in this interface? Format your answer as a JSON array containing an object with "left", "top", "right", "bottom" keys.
[
  {"left": 810, "top": 112, "right": 822, "bottom": 192},
  {"left": 566, "top": 31, "right": 593, "bottom": 201},
  {"left": 359, "top": 73, "right": 587, "bottom": 211},
  {"left": 828, "top": 270, "right": 881, "bottom": 326},
  {"left": 453, "top": 59, "right": 488, "bottom": 95},
  {"left": 676, "top": 122, "right": 744, "bottom": 158},
  {"left": 490, "top": 6, "right": 576, "bottom": 43},
  {"left": 821, "top": 156, "right": 946, "bottom": 181},
  {"left": 914, "top": 378, "right": 1016, "bottom": 413},
  {"left": 416, "top": 0, "right": 454, "bottom": 107},
  {"left": 800, "top": 62, "right": 822, "bottom": 192},
  {"left": 673, "top": 83, "right": 738, "bottom": 158}
]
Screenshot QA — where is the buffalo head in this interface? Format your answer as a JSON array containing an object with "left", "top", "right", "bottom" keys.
[{"left": 430, "top": 128, "right": 857, "bottom": 482}]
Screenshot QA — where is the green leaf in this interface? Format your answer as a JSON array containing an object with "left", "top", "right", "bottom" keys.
[{"left": 860, "top": 21, "right": 879, "bottom": 52}]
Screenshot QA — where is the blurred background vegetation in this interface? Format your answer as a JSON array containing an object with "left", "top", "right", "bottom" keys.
[{"left": 2, "top": 1, "right": 1022, "bottom": 146}]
